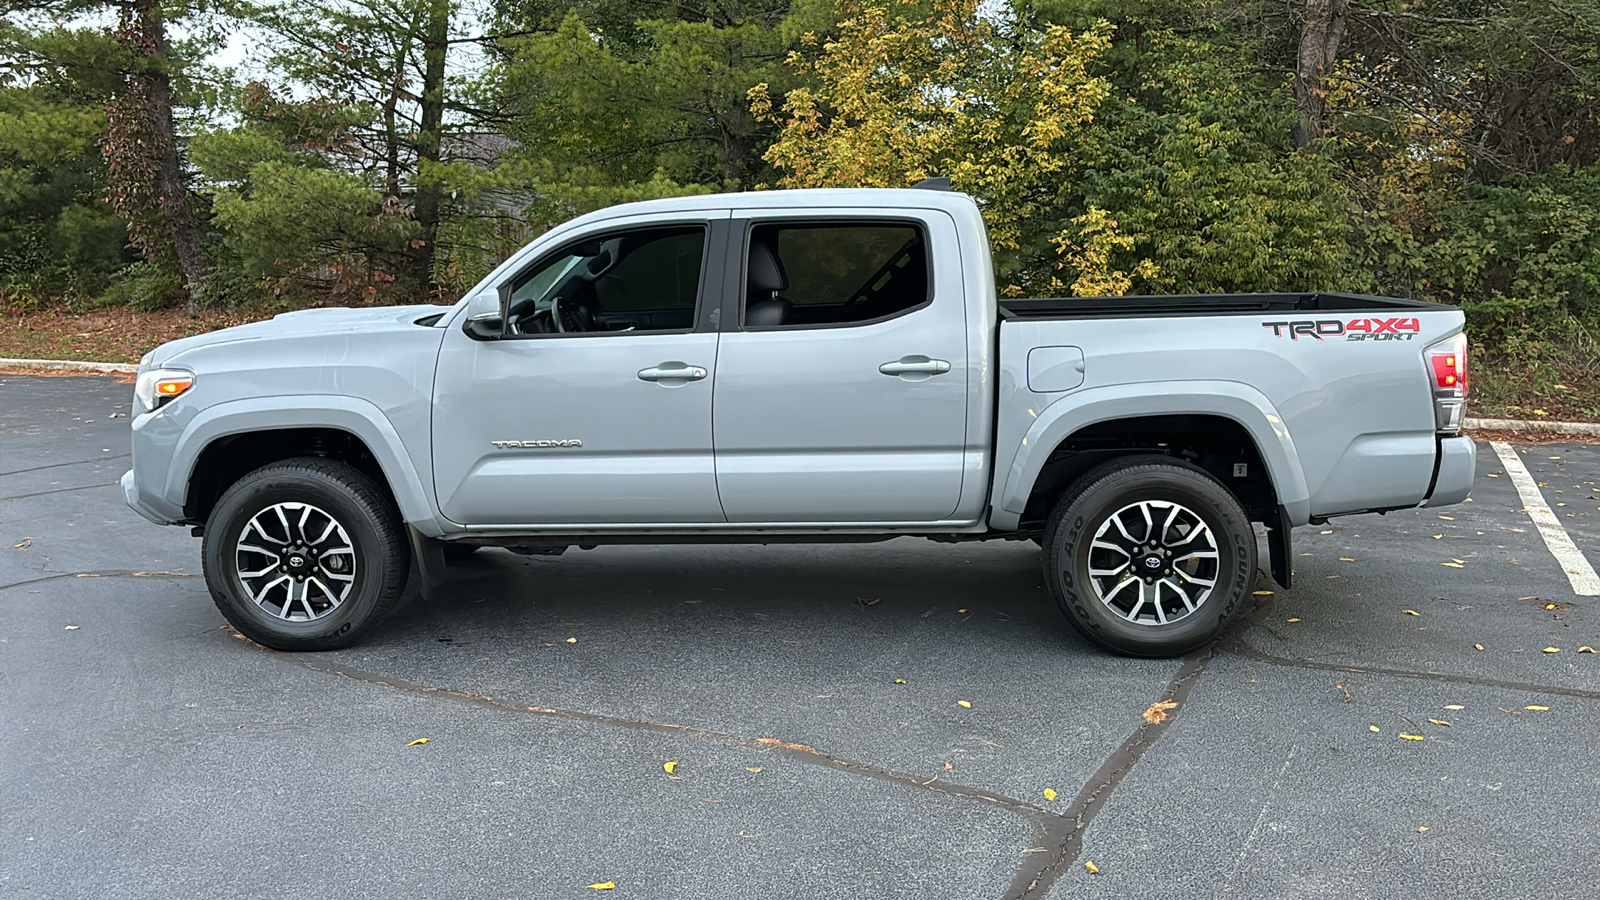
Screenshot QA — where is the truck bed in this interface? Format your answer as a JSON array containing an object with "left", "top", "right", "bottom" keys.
[{"left": 998, "top": 292, "right": 1441, "bottom": 319}]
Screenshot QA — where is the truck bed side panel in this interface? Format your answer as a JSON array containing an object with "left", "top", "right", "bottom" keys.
[{"left": 992, "top": 308, "right": 1465, "bottom": 528}]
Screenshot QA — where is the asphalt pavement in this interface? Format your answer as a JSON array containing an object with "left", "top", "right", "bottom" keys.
[{"left": 3, "top": 373, "right": 1598, "bottom": 898}]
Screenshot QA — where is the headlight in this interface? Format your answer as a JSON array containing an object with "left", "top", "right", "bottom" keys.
[{"left": 135, "top": 368, "right": 195, "bottom": 413}]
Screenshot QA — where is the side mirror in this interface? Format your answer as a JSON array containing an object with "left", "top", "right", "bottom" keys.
[{"left": 462, "top": 311, "right": 504, "bottom": 341}]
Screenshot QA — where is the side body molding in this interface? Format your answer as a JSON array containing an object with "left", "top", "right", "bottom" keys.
[
  {"left": 168, "top": 395, "right": 448, "bottom": 537},
  {"left": 991, "top": 380, "right": 1312, "bottom": 531}
]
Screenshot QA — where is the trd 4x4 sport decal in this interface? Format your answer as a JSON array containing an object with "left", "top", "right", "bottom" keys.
[{"left": 1261, "top": 317, "right": 1421, "bottom": 342}]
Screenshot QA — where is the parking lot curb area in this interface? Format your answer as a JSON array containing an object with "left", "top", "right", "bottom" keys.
[
  {"left": 0, "top": 357, "right": 139, "bottom": 374},
  {"left": 1466, "top": 417, "right": 1600, "bottom": 436}
]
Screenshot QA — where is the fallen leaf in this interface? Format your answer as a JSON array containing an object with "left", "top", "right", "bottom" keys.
[
  {"left": 1524, "top": 705, "right": 1549, "bottom": 711},
  {"left": 1542, "top": 647, "right": 1561, "bottom": 654},
  {"left": 1444, "top": 705, "right": 1465, "bottom": 710},
  {"left": 956, "top": 608, "right": 968, "bottom": 614},
  {"left": 64, "top": 625, "right": 80, "bottom": 630},
  {"left": 1339, "top": 557, "right": 1356, "bottom": 562},
  {"left": 1084, "top": 860, "right": 1100, "bottom": 875},
  {"left": 1252, "top": 590, "right": 1274, "bottom": 596},
  {"left": 1417, "top": 826, "right": 1429, "bottom": 833},
  {"left": 1437, "top": 515, "right": 1455, "bottom": 520},
  {"left": 893, "top": 678, "right": 907, "bottom": 684},
  {"left": 1545, "top": 604, "right": 1558, "bottom": 610},
  {"left": 1428, "top": 719, "right": 1452, "bottom": 727},
  {"left": 956, "top": 700, "right": 972, "bottom": 709},
  {"left": 1320, "top": 529, "right": 1333, "bottom": 534},
  {"left": 1286, "top": 617, "right": 1301, "bottom": 623},
  {"left": 1042, "top": 787, "right": 1058, "bottom": 801},
  {"left": 663, "top": 761, "right": 678, "bottom": 774},
  {"left": 1579, "top": 647, "right": 1596, "bottom": 654},
  {"left": 566, "top": 637, "right": 578, "bottom": 644},
  {"left": 407, "top": 738, "right": 428, "bottom": 746},
  {"left": 1143, "top": 699, "right": 1178, "bottom": 724},
  {"left": 12, "top": 538, "right": 34, "bottom": 548},
  {"left": 1473, "top": 643, "right": 1485, "bottom": 651},
  {"left": 1441, "top": 562, "right": 1464, "bottom": 568},
  {"left": 746, "top": 767, "right": 762, "bottom": 773},
  {"left": 1399, "top": 734, "right": 1424, "bottom": 741},
  {"left": 1403, "top": 609, "right": 1421, "bottom": 616},
  {"left": 587, "top": 882, "right": 615, "bottom": 891},
  {"left": 1369, "top": 725, "right": 1380, "bottom": 733},
  {"left": 1432, "top": 534, "right": 1443, "bottom": 539}
]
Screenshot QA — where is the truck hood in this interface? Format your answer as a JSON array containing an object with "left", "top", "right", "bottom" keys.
[{"left": 148, "top": 304, "right": 448, "bottom": 367}]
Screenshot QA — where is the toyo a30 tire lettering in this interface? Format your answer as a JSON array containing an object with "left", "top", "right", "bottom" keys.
[
  {"left": 202, "top": 458, "right": 410, "bottom": 651},
  {"left": 1042, "top": 455, "right": 1257, "bottom": 658}
]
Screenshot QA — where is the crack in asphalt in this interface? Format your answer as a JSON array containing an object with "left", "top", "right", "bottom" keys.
[
  {"left": 0, "top": 481, "right": 119, "bottom": 502},
  {"left": 1223, "top": 638, "right": 1600, "bottom": 701},
  {"left": 1005, "top": 648, "right": 1215, "bottom": 898},
  {"left": 0, "top": 454, "right": 129, "bottom": 478},
  {"left": 0, "top": 571, "right": 200, "bottom": 592}
]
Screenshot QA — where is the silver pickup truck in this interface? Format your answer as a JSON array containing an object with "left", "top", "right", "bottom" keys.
[{"left": 123, "top": 188, "right": 1475, "bottom": 657}]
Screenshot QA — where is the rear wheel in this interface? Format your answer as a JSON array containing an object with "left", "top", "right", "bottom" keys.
[
  {"left": 1041, "top": 455, "right": 1256, "bottom": 658},
  {"left": 202, "top": 458, "right": 410, "bottom": 651}
]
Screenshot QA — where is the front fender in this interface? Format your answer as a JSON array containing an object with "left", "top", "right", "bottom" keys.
[
  {"left": 993, "top": 380, "right": 1312, "bottom": 529},
  {"left": 166, "top": 395, "right": 448, "bottom": 536}
]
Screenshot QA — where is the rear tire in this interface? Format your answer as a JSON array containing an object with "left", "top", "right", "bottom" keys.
[
  {"left": 1041, "top": 455, "right": 1256, "bottom": 658},
  {"left": 202, "top": 458, "right": 410, "bottom": 651}
]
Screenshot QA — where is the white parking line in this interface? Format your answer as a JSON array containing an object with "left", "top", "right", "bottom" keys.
[{"left": 1490, "top": 441, "right": 1600, "bottom": 596}]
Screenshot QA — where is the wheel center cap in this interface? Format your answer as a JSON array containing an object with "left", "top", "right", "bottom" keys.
[
  {"left": 288, "top": 555, "right": 306, "bottom": 569},
  {"left": 1141, "top": 555, "right": 1163, "bottom": 570}
]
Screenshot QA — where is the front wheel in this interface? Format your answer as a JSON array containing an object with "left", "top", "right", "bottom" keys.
[
  {"left": 1041, "top": 455, "right": 1257, "bottom": 658},
  {"left": 202, "top": 458, "right": 410, "bottom": 651}
]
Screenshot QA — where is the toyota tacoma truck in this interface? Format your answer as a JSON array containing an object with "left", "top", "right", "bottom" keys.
[{"left": 122, "top": 187, "right": 1476, "bottom": 657}]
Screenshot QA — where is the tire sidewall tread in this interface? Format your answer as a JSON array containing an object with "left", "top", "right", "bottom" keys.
[{"left": 1042, "top": 455, "right": 1257, "bottom": 658}]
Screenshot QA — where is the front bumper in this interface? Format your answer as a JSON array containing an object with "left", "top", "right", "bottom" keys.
[
  {"left": 122, "top": 468, "right": 183, "bottom": 525},
  {"left": 1421, "top": 435, "right": 1477, "bottom": 508}
]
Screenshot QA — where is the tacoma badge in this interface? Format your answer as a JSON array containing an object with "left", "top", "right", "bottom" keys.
[{"left": 491, "top": 439, "right": 583, "bottom": 449}]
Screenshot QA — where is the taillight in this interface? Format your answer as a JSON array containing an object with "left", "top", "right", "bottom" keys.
[{"left": 1424, "top": 334, "right": 1468, "bottom": 433}]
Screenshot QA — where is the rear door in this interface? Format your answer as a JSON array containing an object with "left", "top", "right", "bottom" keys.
[
  {"left": 711, "top": 210, "right": 971, "bottom": 523},
  {"left": 432, "top": 212, "right": 731, "bottom": 526}
]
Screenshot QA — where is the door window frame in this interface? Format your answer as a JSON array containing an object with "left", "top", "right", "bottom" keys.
[
  {"left": 726, "top": 215, "right": 937, "bottom": 333},
  {"left": 493, "top": 218, "right": 733, "bottom": 340}
]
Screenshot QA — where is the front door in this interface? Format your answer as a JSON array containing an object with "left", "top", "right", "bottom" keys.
[
  {"left": 712, "top": 213, "right": 971, "bottom": 523},
  {"left": 433, "top": 217, "right": 727, "bottom": 526}
]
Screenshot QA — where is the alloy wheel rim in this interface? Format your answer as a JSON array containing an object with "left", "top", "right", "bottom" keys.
[
  {"left": 1084, "top": 499, "right": 1220, "bottom": 627},
  {"left": 235, "top": 502, "right": 357, "bottom": 622}
]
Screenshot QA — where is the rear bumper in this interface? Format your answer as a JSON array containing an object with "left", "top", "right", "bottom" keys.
[{"left": 1421, "top": 436, "right": 1476, "bottom": 508}]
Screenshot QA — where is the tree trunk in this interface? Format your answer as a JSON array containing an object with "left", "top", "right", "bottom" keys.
[
  {"left": 1293, "top": 0, "right": 1349, "bottom": 148},
  {"left": 113, "top": 0, "right": 209, "bottom": 313},
  {"left": 409, "top": 0, "right": 448, "bottom": 296}
]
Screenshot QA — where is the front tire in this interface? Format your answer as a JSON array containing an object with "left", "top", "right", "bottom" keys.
[
  {"left": 1042, "top": 455, "right": 1256, "bottom": 658},
  {"left": 203, "top": 458, "right": 410, "bottom": 651}
]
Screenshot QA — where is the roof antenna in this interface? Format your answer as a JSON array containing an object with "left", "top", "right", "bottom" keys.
[{"left": 912, "top": 176, "right": 951, "bottom": 191}]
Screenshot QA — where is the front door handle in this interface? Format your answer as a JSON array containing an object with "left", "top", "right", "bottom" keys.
[
  {"left": 879, "top": 356, "right": 951, "bottom": 377},
  {"left": 638, "top": 362, "right": 708, "bottom": 383}
]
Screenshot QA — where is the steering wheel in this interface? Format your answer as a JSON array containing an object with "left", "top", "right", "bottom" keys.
[{"left": 550, "top": 295, "right": 595, "bottom": 333}]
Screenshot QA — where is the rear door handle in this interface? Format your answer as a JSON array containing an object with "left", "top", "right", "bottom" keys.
[
  {"left": 637, "top": 362, "right": 708, "bottom": 383},
  {"left": 879, "top": 356, "right": 951, "bottom": 377}
]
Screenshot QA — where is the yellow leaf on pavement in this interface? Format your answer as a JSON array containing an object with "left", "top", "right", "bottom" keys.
[
  {"left": 663, "top": 761, "right": 678, "bottom": 774},
  {"left": 957, "top": 700, "right": 972, "bottom": 709},
  {"left": 1525, "top": 705, "right": 1549, "bottom": 711},
  {"left": 1369, "top": 725, "right": 1380, "bottom": 733},
  {"left": 1428, "top": 719, "right": 1452, "bottom": 727},
  {"left": 1432, "top": 534, "right": 1442, "bottom": 539},
  {"left": 1286, "top": 617, "right": 1301, "bottom": 623},
  {"left": 1042, "top": 788, "right": 1058, "bottom": 801},
  {"left": 1441, "top": 562, "right": 1464, "bottom": 568},
  {"left": 893, "top": 678, "right": 907, "bottom": 684},
  {"left": 1444, "top": 704, "right": 1465, "bottom": 710},
  {"left": 746, "top": 767, "right": 762, "bottom": 773},
  {"left": 1542, "top": 647, "right": 1561, "bottom": 653},
  {"left": 1579, "top": 646, "right": 1596, "bottom": 654},
  {"left": 587, "top": 882, "right": 615, "bottom": 891},
  {"left": 407, "top": 738, "right": 428, "bottom": 746},
  {"left": 1473, "top": 644, "right": 1485, "bottom": 651},
  {"left": 1252, "top": 590, "right": 1274, "bottom": 596},
  {"left": 1399, "top": 734, "right": 1424, "bottom": 741},
  {"left": 566, "top": 637, "right": 578, "bottom": 644},
  {"left": 1084, "top": 860, "right": 1100, "bottom": 875},
  {"left": 1339, "top": 557, "right": 1356, "bottom": 562},
  {"left": 1403, "top": 610, "right": 1420, "bottom": 616},
  {"left": 1142, "top": 699, "right": 1178, "bottom": 724}
]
